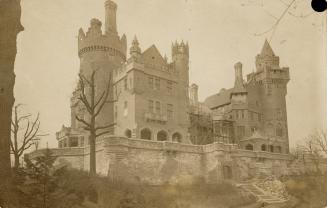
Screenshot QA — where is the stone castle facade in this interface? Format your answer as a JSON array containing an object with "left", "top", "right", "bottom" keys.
[{"left": 30, "top": 0, "right": 294, "bottom": 183}]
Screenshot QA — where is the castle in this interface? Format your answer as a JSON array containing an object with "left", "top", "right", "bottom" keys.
[{"left": 29, "top": 0, "right": 294, "bottom": 184}]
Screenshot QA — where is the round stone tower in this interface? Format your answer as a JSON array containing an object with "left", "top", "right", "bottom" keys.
[{"left": 73, "top": 0, "right": 127, "bottom": 129}]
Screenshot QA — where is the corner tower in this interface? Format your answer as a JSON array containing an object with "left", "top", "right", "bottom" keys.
[
  {"left": 72, "top": 0, "right": 127, "bottom": 131},
  {"left": 172, "top": 41, "right": 190, "bottom": 135},
  {"left": 255, "top": 40, "right": 290, "bottom": 153}
]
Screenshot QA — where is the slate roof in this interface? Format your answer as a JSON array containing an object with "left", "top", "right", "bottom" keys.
[
  {"left": 204, "top": 88, "right": 234, "bottom": 109},
  {"left": 261, "top": 39, "right": 275, "bottom": 56}
]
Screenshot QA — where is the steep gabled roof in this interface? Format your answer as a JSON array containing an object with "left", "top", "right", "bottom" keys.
[
  {"left": 141, "top": 44, "right": 166, "bottom": 66},
  {"left": 204, "top": 88, "right": 233, "bottom": 109},
  {"left": 260, "top": 39, "right": 275, "bottom": 56}
]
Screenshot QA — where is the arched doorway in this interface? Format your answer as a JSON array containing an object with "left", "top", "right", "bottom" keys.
[
  {"left": 157, "top": 130, "right": 168, "bottom": 141},
  {"left": 245, "top": 144, "right": 254, "bottom": 151},
  {"left": 140, "top": 128, "right": 151, "bottom": 140},
  {"left": 261, "top": 144, "right": 267, "bottom": 151},
  {"left": 125, "top": 129, "right": 132, "bottom": 138},
  {"left": 223, "top": 166, "right": 233, "bottom": 179},
  {"left": 172, "top": 132, "right": 182, "bottom": 143}
]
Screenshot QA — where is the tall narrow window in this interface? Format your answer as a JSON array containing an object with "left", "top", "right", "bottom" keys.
[
  {"left": 114, "top": 105, "right": 118, "bottom": 120},
  {"left": 124, "top": 78, "right": 128, "bottom": 90},
  {"left": 167, "top": 81, "right": 172, "bottom": 94},
  {"left": 124, "top": 101, "right": 128, "bottom": 116},
  {"left": 148, "top": 100, "right": 154, "bottom": 113},
  {"left": 155, "top": 101, "right": 161, "bottom": 114},
  {"left": 148, "top": 76, "right": 154, "bottom": 89},
  {"left": 155, "top": 78, "right": 160, "bottom": 90},
  {"left": 167, "top": 104, "right": 173, "bottom": 120},
  {"left": 129, "top": 77, "right": 133, "bottom": 89}
]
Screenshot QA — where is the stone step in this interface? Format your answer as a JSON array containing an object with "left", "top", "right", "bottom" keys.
[{"left": 238, "top": 183, "right": 287, "bottom": 205}]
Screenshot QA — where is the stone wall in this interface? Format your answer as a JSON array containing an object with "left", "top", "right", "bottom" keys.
[{"left": 28, "top": 136, "right": 294, "bottom": 184}]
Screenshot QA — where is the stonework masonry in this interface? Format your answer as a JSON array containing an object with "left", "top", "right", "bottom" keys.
[
  {"left": 28, "top": 0, "right": 298, "bottom": 184},
  {"left": 28, "top": 137, "right": 293, "bottom": 184}
]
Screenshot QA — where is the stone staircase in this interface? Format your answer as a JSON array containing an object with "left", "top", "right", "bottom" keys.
[{"left": 238, "top": 182, "right": 288, "bottom": 205}]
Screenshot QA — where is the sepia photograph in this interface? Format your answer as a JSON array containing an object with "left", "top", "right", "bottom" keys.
[{"left": 0, "top": 0, "right": 327, "bottom": 207}]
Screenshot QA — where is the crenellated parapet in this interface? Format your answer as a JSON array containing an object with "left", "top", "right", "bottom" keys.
[
  {"left": 172, "top": 40, "right": 189, "bottom": 59},
  {"left": 77, "top": 18, "right": 127, "bottom": 61}
]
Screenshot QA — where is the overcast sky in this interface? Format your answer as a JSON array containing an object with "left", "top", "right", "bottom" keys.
[{"left": 15, "top": 0, "right": 326, "bottom": 149}]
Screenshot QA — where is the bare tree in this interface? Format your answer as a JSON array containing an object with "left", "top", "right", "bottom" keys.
[
  {"left": 10, "top": 104, "right": 47, "bottom": 168},
  {"left": 75, "top": 69, "right": 117, "bottom": 175},
  {"left": 311, "top": 129, "right": 327, "bottom": 155},
  {"left": 301, "top": 131, "right": 325, "bottom": 174}
]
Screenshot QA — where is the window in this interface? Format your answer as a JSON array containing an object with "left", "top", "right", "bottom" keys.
[
  {"left": 124, "top": 101, "right": 128, "bottom": 116},
  {"left": 245, "top": 144, "right": 254, "bottom": 151},
  {"left": 237, "top": 126, "right": 245, "bottom": 138},
  {"left": 167, "top": 81, "right": 172, "bottom": 94},
  {"left": 157, "top": 130, "right": 168, "bottom": 141},
  {"left": 250, "top": 112, "right": 254, "bottom": 121},
  {"left": 241, "top": 110, "right": 245, "bottom": 119},
  {"left": 129, "top": 77, "right": 133, "bottom": 89},
  {"left": 251, "top": 126, "right": 256, "bottom": 134},
  {"left": 155, "top": 101, "right": 161, "bottom": 114},
  {"left": 69, "top": 137, "right": 79, "bottom": 147},
  {"left": 80, "top": 136, "right": 84, "bottom": 147},
  {"left": 148, "top": 100, "right": 154, "bottom": 113},
  {"left": 124, "top": 78, "right": 128, "bottom": 90},
  {"left": 258, "top": 114, "right": 262, "bottom": 122},
  {"left": 114, "top": 105, "right": 118, "bottom": 120},
  {"left": 155, "top": 78, "right": 160, "bottom": 90},
  {"left": 148, "top": 76, "right": 154, "bottom": 89},
  {"left": 140, "top": 128, "right": 151, "bottom": 140},
  {"left": 167, "top": 104, "right": 173, "bottom": 120}
]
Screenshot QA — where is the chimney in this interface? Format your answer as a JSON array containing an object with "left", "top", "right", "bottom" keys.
[
  {"left": 232, "top": 62, "right": 247, "bottom": 94},
  {"left": 189, "top": 84, "right": 199, "bottom": 103},
  {"left": 105, "top": 0, "right": 117, "bottom": 34}
]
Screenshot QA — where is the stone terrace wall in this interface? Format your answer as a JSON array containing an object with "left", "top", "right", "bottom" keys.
[{"left": 27, "top": 136, "right": 293, "bottom": 184}]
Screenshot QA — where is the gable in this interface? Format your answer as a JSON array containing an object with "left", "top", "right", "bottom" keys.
[{"left": 141, "top": 45, "right": 166, "bottom": 66}]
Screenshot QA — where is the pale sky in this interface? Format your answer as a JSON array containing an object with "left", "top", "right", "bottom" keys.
[{"left": 15, "top": 0, "right": 326, "bottom": 149}]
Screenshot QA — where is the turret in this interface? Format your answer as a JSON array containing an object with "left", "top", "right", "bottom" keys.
[
  {"left": 130, "top": 36, "right": 141, "bottom": 60},
  {"left": 255, "top": 39, "right": 280, "bottom": 72},
  {"left": 105, "top": 0, "right": 118, "bottom": 34},
  {"left": 254, "top": 40, "right": 290, "bottom": 153},
  {"left": 172, "top": 41, "right": 189, "bottom": 62}
]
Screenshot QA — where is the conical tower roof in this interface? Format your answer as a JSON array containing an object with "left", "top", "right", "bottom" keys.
[{"left": 260, "top": 39, "right": 275, "bottom": 56}]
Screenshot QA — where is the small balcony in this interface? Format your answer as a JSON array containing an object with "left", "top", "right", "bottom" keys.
[{"left": 145, "top": 112, "right": 168, "bottom": 123}]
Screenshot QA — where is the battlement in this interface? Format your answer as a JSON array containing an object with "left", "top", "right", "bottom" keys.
[
  {"left": 77, "top": 18, "right": 127, "bottom": 60},
  {"left": 172, "top": 41, "right": 189, "bottom": 58}
]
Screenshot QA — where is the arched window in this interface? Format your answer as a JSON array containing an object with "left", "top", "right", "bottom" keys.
[
  {"left": 269, "top": 145, "right": 274, "bottom": 152},
  {"left": 172, "top": 132, "right": 182, "bottom": 143},
  {"left": 245, "top": 144, "right": 254, "bottom": 151},
  {"left": 125, "top": 129, "right": 132, "bottom": 138},
  {"left": 157, "top": 130, "right": 168, "bottom": 141},
  {"left": 276, "top": 124, "right": 283, "bottom": 137},
  {"left": 275, "top": 146, "right": 282, "bottom": 153},
  {"left": 261, "top": 144, "right": 267, "bottom": 151},
  {"left": 140, "top": 128, "right": 151, "bottom": 140}
]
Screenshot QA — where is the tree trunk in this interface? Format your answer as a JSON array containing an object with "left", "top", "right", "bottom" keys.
[
  {"left": 0, "top": 0, "right": 23, "bottom": 179},
  {"left": 14, "top": 154, "right": 19, "bottom": 169},
  {"left": 89, "top": 133, "right": 96, "bottom": 175}
]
